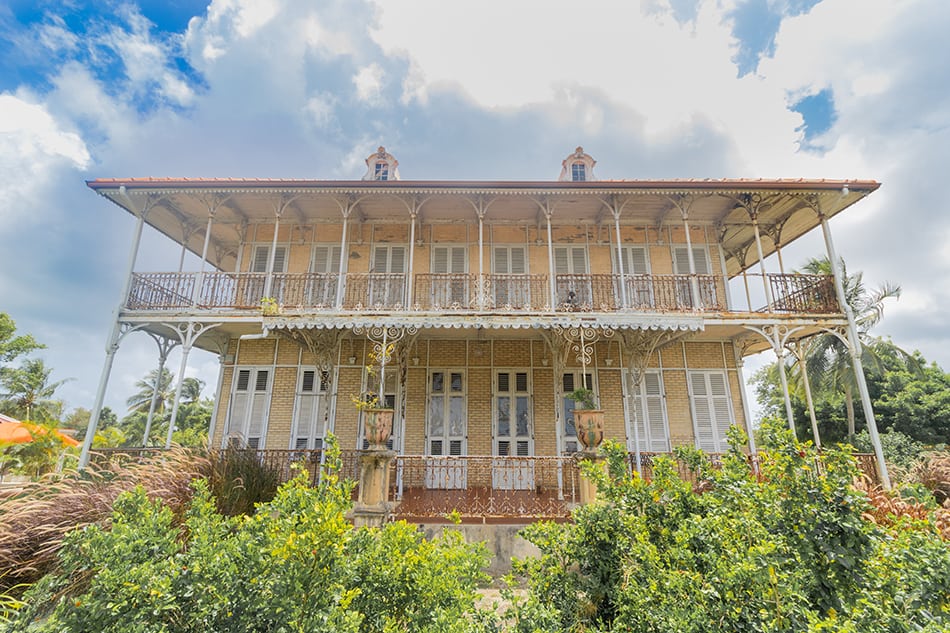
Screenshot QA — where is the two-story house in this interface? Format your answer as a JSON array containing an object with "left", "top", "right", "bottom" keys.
[{"left": 79, "top": 147, "right": 889, "bottom": 520}]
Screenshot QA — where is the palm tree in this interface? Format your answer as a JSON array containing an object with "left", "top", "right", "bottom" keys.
[
  {"left": 126, "top": 368, "right": 174, "bottom": 414},
  {"left": 180, "top": 377, "right": 205, "bottom": 403},
  {"left": 0, "top": 358, "right": 69, "bottom": 422},
  {"left": 797, "top": 257, "right": 913, "bottom": 439}
]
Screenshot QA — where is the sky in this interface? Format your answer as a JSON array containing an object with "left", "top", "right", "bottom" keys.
[{"left": 1, "top": 0, "right": 949, "bottom": 421}]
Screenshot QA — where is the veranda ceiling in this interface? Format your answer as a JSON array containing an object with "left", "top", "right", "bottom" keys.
[{"left": 87, "top": 178, "right": 879, "bottom": 277}]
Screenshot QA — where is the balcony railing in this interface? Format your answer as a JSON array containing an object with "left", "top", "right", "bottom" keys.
[
  {"left": 126, "top": 272, "right": 836, "bottom": 315},
  {"left": 94, "top": 448, "right": 879, "bottom": 521}
]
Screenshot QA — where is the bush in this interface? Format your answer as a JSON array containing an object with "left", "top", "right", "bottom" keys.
[
  {"left": 507, "top": 419, "right": 950, "bottom": 633},
  {"left": 9, "top": 441, "right": 492, "bottom": 633},
  {"left": 207, "top": 447, "right": 284, "bottom": 516}
]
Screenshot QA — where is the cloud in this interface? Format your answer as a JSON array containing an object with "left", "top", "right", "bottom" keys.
[{"left": 3, "top": 0, "right": 950, "bottom": 418}]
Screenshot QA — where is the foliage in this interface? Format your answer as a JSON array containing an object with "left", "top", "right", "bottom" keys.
[
  {"left": 566, "top": 387, "right": 597, "bottom": 409},
  {"left": 506, "top": 419, "right": 950, "bottom": 633},
  {"left": 0, "top": 314, "right": 42, "bottom": 368},
  {"left": 0, "top": 447, "right": 209, "bottom": 593},
  {"left": 0, "top": 359, "right": 68, "bottom": 424},
  {"left": 0, "top": 422, "right": 77, "bottom": 480},
  {"left": 207, "top": 447, "right": 284, "bottom": 516},
  {"left": 852, "top": 429, "right": 924, "bottom": 474},
  {"left": 10, "top": 441, "right": 492, "bottom": 633}
]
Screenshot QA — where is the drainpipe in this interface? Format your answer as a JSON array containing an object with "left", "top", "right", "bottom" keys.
[{"left": 819, "top": 213, "right": 890, "bottom": 488}]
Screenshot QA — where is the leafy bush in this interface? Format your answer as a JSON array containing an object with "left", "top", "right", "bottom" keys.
[
  {"left": 507, "top": 419, "right": 950, "bottom": 633},
  {"left": 852, "top": 428, "right": 924, "bottom": 474},
  {"left": 9, "top": 442, "right": 492, "bottom": 633},
  {"left": 908, "top": 450, "right": 950, "bottom": 505}
]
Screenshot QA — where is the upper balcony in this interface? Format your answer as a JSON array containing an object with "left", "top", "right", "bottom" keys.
[{"left": 125, "top": 270, "right": 838, "bottom": 316}]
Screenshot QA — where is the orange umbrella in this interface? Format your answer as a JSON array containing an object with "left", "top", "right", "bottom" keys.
[{"left": 0, "top": 421, "right": 80, "bottom": 447}]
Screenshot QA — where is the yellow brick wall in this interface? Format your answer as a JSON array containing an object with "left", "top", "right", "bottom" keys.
[
  {"left": 468, "top": 367, "right": 493, "bottom": 455},
  {"left": 218, "top": 334, "right": 750, "bottom": 457}
]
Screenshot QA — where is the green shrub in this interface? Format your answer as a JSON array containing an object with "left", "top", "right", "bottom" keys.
[
  {"left": 207, "top": 447, "right": 284, "bottom": 516},
  {"left": 9, "top": 440, "right": 492, "bottom": 633},
  {"left": 508, "top": 419, "right": 950, "bottom": 633}
]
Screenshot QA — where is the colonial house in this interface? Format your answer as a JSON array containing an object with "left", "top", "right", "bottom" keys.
[{"left": 79, "top": 147, "right": 888, "bottom": 521}]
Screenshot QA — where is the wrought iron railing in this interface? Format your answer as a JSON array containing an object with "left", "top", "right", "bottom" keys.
[
  {"left": 768, "top": 274, "right": 838, "bottom": 313},
  {"left": 126, "top": 271, "right": 826, "bottom": 315}
]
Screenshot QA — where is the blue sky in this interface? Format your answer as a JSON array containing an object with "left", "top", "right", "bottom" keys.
[{"left": 1, "top": 0, "right": 949, "bottom": 418}]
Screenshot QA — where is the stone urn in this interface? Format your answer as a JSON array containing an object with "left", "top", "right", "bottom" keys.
[
  {"left": 574, "top": 409, "right": 605, "bottom": 449},
  {"left": 364, "top": 408, "right": 394, "bottom": 448}
]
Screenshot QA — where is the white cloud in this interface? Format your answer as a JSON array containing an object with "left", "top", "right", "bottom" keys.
[
  {"left": 353, "top": 63, "right": 384, "bottom": 103},
  {"left": 0, "top": 93, "right": 90, "bottom": 222}
]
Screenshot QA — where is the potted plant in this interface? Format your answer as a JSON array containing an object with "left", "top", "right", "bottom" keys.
[
  {"left": 567, "top": 387, "right": 604, "bottom": 450},
  {"left": 352, "top": 342, "right": 396, "bottom": 449},
  {"left": 260, "top": 296, "right": 280, "bottom": 316}
]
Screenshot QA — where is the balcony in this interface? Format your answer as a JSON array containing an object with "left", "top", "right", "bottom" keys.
[{"left": 126, "top": 271, "right": 839, "bottom": 315}]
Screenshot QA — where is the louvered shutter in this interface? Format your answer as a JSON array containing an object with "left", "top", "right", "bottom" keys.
[
  {"left": 617, "top": 246, "right": 649, "bottom": 274},
  {"left": 373, "top": 247, "right": 388, "bottom": 273},
  {"left": 510, "top": 247, "right": 526, "bottom": 274},
  {"left": 390, "top": 247, "right": 406, "bottom": 272},
  {"left": 252, "top": 247, "right": 269, "bottom": 273},
  {"left": 433, "top": 247, "right": 448, "bottom": 273},
  {"left": 691, "top": 372, "right": 716, "bottom": 452},
  {"left": 644, "top": 373, "right": 669, "bottom": 451},
  {"left": 674, "top": 247, "right": 710, "bottom": 275},
  {"left": 312, "top": 246, "right": 341, "bottom": 273},
  {"left": 554, "top": 248, "right": 569, "bottom": 274},
  {"left": 226, "top": 369, "right": 252, "bottom": 442},
  {"left": 245, "top": 370, "right": 269, "bottom": 448},
  {"left": 708, "top": 373, "right": 732, "bottom": 451}
]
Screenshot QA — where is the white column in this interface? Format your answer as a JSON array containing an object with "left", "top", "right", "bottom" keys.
[
  {"left": 733, "top": 349, "right": 757, "bottom": 456},
  {"left": 798, "top": 353, "right": 821, "bottom": 450},
  {"left": 165, "top": 340, "right": 194, "bottom": 449},
  {"left": 406, "top": 206, "right": 418, "bottom": 308},
  {"left": 335, "top": 206, "right": 351, "bottom": 309},
  {"left": 191, "top": 209, "right": 216, "bottom": 305},
  {"left": 775, "top": 347, "right": 796, "bottom": 436},
  {"left": 262, "top": 208, "right": 281, "bottom": 299},
  {"left": 141, "top": 345, "right": 171, "bottom": 446},
  {"left": 477, "top": 202, "right": 486, "bottom": 310},
  {"left": 79, "top": 191, "right": 148, "bottom": 469},
  {"left": 613, "top": 208, "right": 628, "bottom": 309},
  {"left": 545, "top": 206, "right": 557, "bottom": 309},
  {"left": 682, "top": 213, "right": 701, "bottom": 308},
  {"left": 820, "top": 215, "right": 890, "bottom": 488},
  {"left": 751, "top": 215, "right": 774, "bottom": 311},
  {"left": 717, "top": 236, "right": 733, "bottom": 310}
]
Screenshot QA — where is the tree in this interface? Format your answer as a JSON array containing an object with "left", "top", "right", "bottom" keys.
[
  {"left": 797, "top": 257, "right": 911, "bottom": 439},
  {"left": 124, "top": 367, "right": 173, "bottom": 414},
  {"left": 0, "top": 313, "right": 42, "bottom": 367},
  {"left": 0, "top": 359, "right": 68, "bottom": 423}
]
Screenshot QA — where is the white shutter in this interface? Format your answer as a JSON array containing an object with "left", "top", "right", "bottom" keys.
[
  {"left": 390, "top": 247, "right": 406, "bottom": 273},
  {"left": 690, "top": 371, "right": 732, "bottom": 452},
  {"left": 451, "top": 247, "right": 466, "bottom": 272},
  {"left": 252, "top": 247, "right": 269, "bottom": 273},
  {"left": 493, "top": 247, "right": 509, "bottom": 274},
  {"left": 245, "top": 370, "right": 269, "bottom": 447},
  {"left": 554, "top": 248, "right": 569, "bottom": 274},
  {"left": 226, "top": 370, "right": 251, "bottom": 439},
  {"left": 373, "top": 247, "right": 388, "bottom": 273},
  {"left": 510, "top": 247, "right": 526, "bottom": 274},
  {"left": 644, "top": 373, "right": 669, "bottom": 451},
  {"left": 312, "top": 246, "right": 341, "bottom": 273},
  {"left": 617, "top": 246, "right": 649, "bottom": 275},
  {"left": 674, "top": 246, "right": 710, "bottom": 275},
  {"left": 433, "top": 247, "right": 448, "bottom": 274}
]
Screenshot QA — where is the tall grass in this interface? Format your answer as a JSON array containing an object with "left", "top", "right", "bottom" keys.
[
  {"left": 208, "top": 449, "right": 284, "bottom": 516},
  {"left": 0, "top": 448, "right": 209, "bottom": 592}
]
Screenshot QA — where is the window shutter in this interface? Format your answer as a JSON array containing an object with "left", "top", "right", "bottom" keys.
[
  {"left": 510, "top": 248, "right": 526, "bottom": 274},
  {"left": 390, "top": 247, "right": 406, "bottom": 273},
  {"left": 674, "top": 246, "right": 710, "bottom": 275},
  {"left": 498, "top": 372, "right": 510, "bottom": 392},
  {"left": 554, "top": 247, "right": 569, "bottom": 274},
  {"left": 433, "top": 247, "right": 448, "bottom": 274},
  {"left": 312, "top": 246, "right": 340, "bottom": 274},
  {"left": 628, "top": 247, "right": 649, "bottom": 274},
  {"left": 493, "top": 247, "right": 509, "bottom": 274},
  {"left": 571, "top": 247, "right": 587, "bottom": 274},
  {"left": 515, "top": 372, "right": 528, "bottom": 392},
  {"left": 451, "top": 247, "right": 466, "bottom": 273},
  {"left": 301, "top": 370, "right": 316, "bottom": 393},
  {"left": 644, "top": 373, "right": 668, "bottom": 451},
  {"left": 273, "top": 247, "right": 287, "bottom": 273},
  {"left": 373, "top": 247, "right": 388, "bottom": 273},
  {"left": 236, "top": 369, "right": 251, "bottom": 391},
  {"left": 252, "top": 247, "right": 269, "bottom": 273},
  {"left": 709, "top": 373, "right": 731, "bottom": 450}
]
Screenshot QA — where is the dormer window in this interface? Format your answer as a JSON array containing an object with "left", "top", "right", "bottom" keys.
[
  {"left": 558, "top": 146, "right": 597, "bottom": 182},
  {"left": 571, "top": 162, "right": 587, "bottom": 182},
  {"left": 362, "top": 146, "right": 400, "bottom": 181}
]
